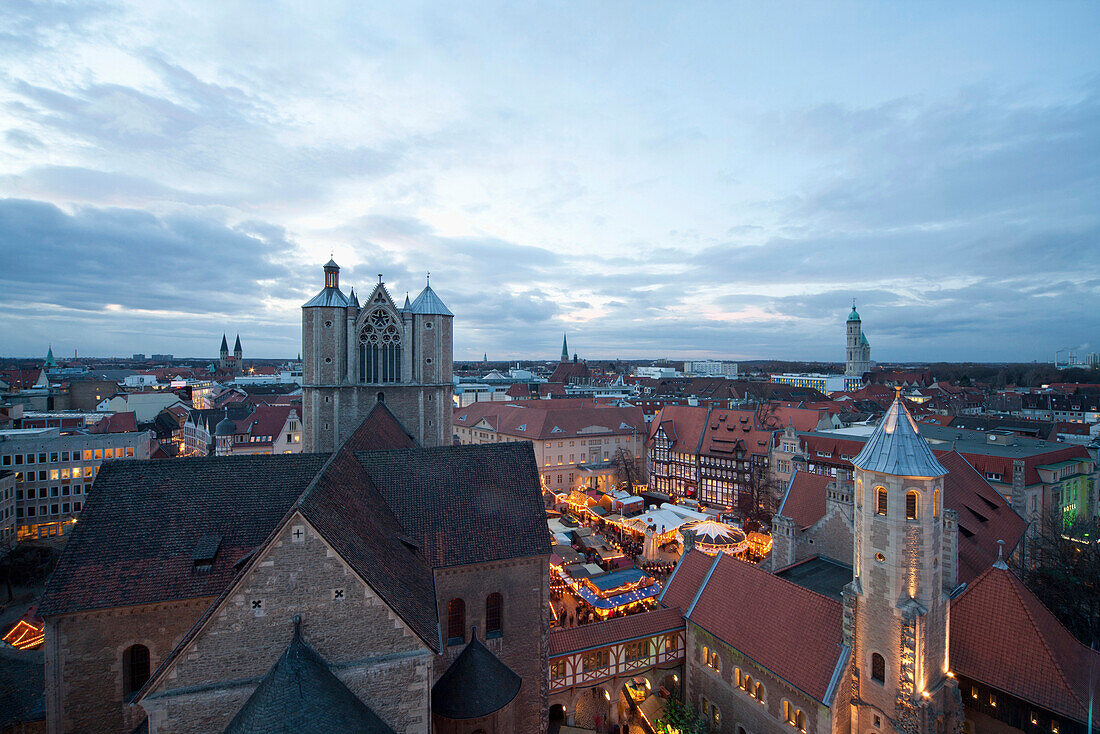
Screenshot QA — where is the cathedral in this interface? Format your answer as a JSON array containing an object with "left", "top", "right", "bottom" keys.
[
  {"left": 218, "top": 333, "right": 243, "bottom": 373},
  {"left": 845, "top": 302, "right": 872, "bottom": 377},
  {"left": 301, "top": 260, "right": 454, "bottom": 452}
]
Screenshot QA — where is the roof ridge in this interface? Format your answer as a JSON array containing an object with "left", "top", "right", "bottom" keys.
[{"left": 721, "top": 551, "right": 845, "bottom": 609}]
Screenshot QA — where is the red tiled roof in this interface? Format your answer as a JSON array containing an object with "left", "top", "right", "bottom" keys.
[
  {"left": 778, "top": 471, "right": 832, "bottom": 529},
  {"left": 938, "top": 452, "right": 1027, "bottom": 584},
  {"left": 550, "top": 606, "right": 685, "bottom": 656},
  {"left": 687, "top": 552, "right": 844, "bottom": 702},
  {"left": 699, "top": 409, "right": 775, "bottom": 459},
  {"left": 951, "top": 565, "right": 1100, "bottom": 723},
  {"left": 660, "top": 549, "right": 715, "bottom": 611},
  {"left": 88, "top": 411, "right": 138, "bottom": 434},
  {"left": 648, "top": 405, "right": 709, "bottom": 454},
  {"left": 768, "top": 406, "right": 827, "bottom": 432},
  {"left": 956, "top": 444, "right": 1091, "bottom": 488},
  {"left": 550, "top": 361, "right": 591, "bottom": 384},
  {"left": 232, "top": 404, "right": 298, "bottom": 446}
]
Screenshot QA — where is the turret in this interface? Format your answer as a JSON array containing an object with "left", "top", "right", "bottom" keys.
[
  {"left": 848, "top": 389, "right": 958, "bottom": 732},
  {"left": 233, "top": 334, "right": 242, "bottom": 362}
]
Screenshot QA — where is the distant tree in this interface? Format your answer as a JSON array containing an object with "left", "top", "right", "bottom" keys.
[
  {"left": 738, "top": 457, "right": 781, "bottom": 526},
  {"left": 611, "top": 447, "right": 642, "bottom": 491},
  {"left": 1021, "top": 516, "right": 1100, "bottom": 649}
]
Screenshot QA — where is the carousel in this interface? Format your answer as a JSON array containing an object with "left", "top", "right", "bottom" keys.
[{"left": 680, "top": 519, "right": 750, "bottom": 557}]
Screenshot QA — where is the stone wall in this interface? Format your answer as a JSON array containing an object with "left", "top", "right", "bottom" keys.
[
  {"left": 433, "top": 556, "right": 548, "bottom": 734},
  {"left": 44, "top": 597, "right": 212, "bottom": 734},
  {"left": 687, "top": 623, "right": 833, "bottom": 734},
  {"left": 142, "top": 514, "right": 432, "bottom": 734}
]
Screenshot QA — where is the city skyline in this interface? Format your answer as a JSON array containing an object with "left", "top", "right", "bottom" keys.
[{"left": 1, "top": 2, "right": 1098, "bottom": 361}]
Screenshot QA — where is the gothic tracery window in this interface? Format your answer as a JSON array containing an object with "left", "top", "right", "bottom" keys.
[{"left": 359, "top": 308, "right": 402, "bottom": 383}]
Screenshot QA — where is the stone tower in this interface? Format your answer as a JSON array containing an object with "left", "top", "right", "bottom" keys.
[
  {"left": 845, "top": 391, "right": 960, "bottom": 734},
  {"left": 845, "top": 301, "right": 871, "bottom": 377},
  {"left": 301, "top": 260, "right": 454, "bottom": 452}
]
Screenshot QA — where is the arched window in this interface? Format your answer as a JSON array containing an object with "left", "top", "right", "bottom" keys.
[
  {"left": 735, "top": 668, "right": 743, "bottom": 688},
  {"left": 856, "top": 479, "right": 862, "bottom": 507},
  {"left": 875, "top": 487, "right": 888, "bottom": 516},
  {"left": 906, "top": 490, "right": 919, "bottom": 520},
  {"left": 485, "top": 593, "right": 502, "bottom": 638},
  {"left": 359, "top": 308, "right": 402, "bottom": 384},
  {"left": 701, "top": 645, "right": 708, "bottom": 664},
  {"left": 122, "top": 644, "right": 150, "bottom": 698},
  {"left": 796, "top": 709, "right": 807, "bottom": 732},
  {"left": 755, "top": 682, "right": 765, "bottom": 703},
  {"left": 933, "top": 488, "right": 940, "bottom": 518},
  {"left": 871, "top": 653, "right": 885, "bottom": 684},
  {"left": 447, "top": 598, "right": 465, "bottom": 644},
  {"left": 784, "top": 700, "right": 795, "bottom": 724}
]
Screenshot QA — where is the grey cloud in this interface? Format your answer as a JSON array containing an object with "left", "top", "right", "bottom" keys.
[{"left": 4, "top": 128, "right": 43, "bottom": 150}]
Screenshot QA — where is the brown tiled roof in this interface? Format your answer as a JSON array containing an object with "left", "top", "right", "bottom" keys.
[
  {"left": 38, "top": 453, "right": 330, "bottom": 616},
  {"left": 549, "top": 607, "right": 685, "bottom": 656},
  {"left": 687, "top": 553, "right": 844, "bottom": 702},
  {"left": 778, "top": 471, "right": 832, "bottom": 529},
  {"left": 659, "top": 549, "right": 715, "bottom": 612},
  {"left": 354, "top": 442, "right": 549, "bottom": 568},
  {"left": 938, "top": 451, "right": 1027, "bottom": 583},
  {"left": 342, "top": 401, "right": 418, "bottom": 450},
  {"left": 549, "top": 361, "right": 591, "bottom": 384},
  {"left": 453, "top": 401, "right": 643, "bottom": 442},
  {"left": 951, "top": 565, "right": 1100, "bottom": 723}
]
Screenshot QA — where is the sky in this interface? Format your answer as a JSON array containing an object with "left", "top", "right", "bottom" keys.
[{"left": 0, "top": 2, "right": 1098, "bottom": 363}]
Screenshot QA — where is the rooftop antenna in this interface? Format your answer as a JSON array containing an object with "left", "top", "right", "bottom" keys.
[
  {"left": 378, "top": 273, "right": 383, "bottom": 283},
  {"left": 993, "top": 539, "right": 1008, "bottom": 569},
  {"left": 427, "top": 271, "right": 431, "bottom": 285}
]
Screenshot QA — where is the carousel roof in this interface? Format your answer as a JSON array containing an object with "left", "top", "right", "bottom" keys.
[{"left": 683, "top": 519, "right": 746, "bottom": 547}]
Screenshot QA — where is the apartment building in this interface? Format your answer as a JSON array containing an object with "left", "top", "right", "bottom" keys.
[
  {"left": 453, "top": 400, "right": 645, "bottom": 492},
  {"left": 0, "top": 427, "right": 152, "bottom": 539},
  {"left": 0, "top": 471, "right": 14, "bottom": 542}
]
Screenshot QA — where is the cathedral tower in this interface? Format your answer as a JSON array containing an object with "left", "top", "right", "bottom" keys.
[
  {"left": 846, "top": 391, "right": 960, "bottom": 734},
  {"left": 301, "top": 261, "right": 453, "bottom": 452},
  {"left": 846, "top": 301, "right": 871, "bottom": 377}
]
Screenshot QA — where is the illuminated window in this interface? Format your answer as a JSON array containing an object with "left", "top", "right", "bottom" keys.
[
  {"left": 856, "top": 479, "right": 862, "bottom": 507},
  {"left": 934, "top": 488, "right": 940, "bottom": 518},
  {"left": 989, "top": 693, "right": 997, "bottom": 708},
  {"left": 906, "top": 491, "right": 919, "bottom": 520},
  {"left": 796, "top": 710, "right": 806, "bottom": 733},
  {"left": 876, "top": 488, "right": 888, "bottom": 516},
  {"left": 446, "top": 598, "right": 465, "bottom": 644},
  {"left": 755, "top": 682, "right": 765, "bottom": 703},
  {"left": 871, "top": 653, "right": 885, "bottom": 684},
  {"left": 122, "top": 644, "right": 150, "bottom": 699},
  {"left": 485, "top": 593, "right": 502, "bottom": 638},
  {"left": 550, "top": 660, "right": 565, "bottom": 679},
  {"left": 735, "top": 668, "right": 744, "bottom": 689}
]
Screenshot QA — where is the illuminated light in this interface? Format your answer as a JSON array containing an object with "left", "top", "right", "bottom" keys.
[
  {"left": 603, "top": 690, "right": 610, "bottom": 700},
  {"left": 945, "top": 671, "right": 954, "bottom": 678}
]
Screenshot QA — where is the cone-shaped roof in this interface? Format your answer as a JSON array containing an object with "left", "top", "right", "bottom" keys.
[
  {"left": 220, "top": 334, "right": 229, "bottom": 352},
  {"left": 561, "top": 333, "right": 569, "bottom": 362},
  {"left": 851, "top": 391, "right": 946, "bottom": 477},
  {"left": 224, "top": 617, "right": 394, "bottom": 733},
  {"left": 431, "top": 634, "right": 520, "bottom": 720},
  {"left": 233, "top": 334, "right": 242, "bottom": 352},
  {"left": 407, "top": 283, "right": 452, "bottom": 316}
]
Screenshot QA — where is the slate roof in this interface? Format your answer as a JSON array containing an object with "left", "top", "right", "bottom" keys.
[
  {"left": 852, "top": 394, "right": 947, "bottom": 477},
  {"left": 342, "top": 401, "right": 418, "bottom": 451},
  {"left": 549, "top": 606, "right": 685, "bottom": 656},
  {"left": 39, "top": 453, "right": 330, "bottom": 616},
  {"left": 225, "top": 617, "right": 394, "bottom": 734},
  {"left": 685, "top": 551, "right": 845, "bottom": 703},
  {"left": 431, "top": 636, "right": 521, "bottom": 720},
  {"left": 407, "top": 284, "right": 453, "bottom": 316},
  {"left": 951, "top": 565, "right": 1100, "bottom": 723},
  {"left": 777, "top": 471, "right": 832, "bottom": 529},
  {"left": 354, "top": 442, "right": 549, "bottom": 568}
]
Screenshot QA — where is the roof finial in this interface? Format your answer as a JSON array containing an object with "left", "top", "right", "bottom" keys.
[
  {"left": 853, "top": 298, "right": 857, "bottom": 309},
  {"left": 292, "top": 614, "right": 302, "bottom": 639},
  {"left": 378, "top": 273, "right": 383, "bottom": 284},
  {"left": 993, "top": 539, "right": 1008, "bottom": 569},
  {"left": 426, "top": 271, "right": 431, "bottom": 285}
]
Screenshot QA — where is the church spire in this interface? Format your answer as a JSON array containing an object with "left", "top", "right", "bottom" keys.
[{"left": 560, "top": 333, "right": 569, "bottom": 362}]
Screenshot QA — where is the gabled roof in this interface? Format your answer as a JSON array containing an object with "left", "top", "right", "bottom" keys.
[
  {"left": 951, "top": 565, "right": 1100, "bottom": 723},
  {"left": 698, "top": 408, "right": 775, "bottom": 459},
  {"left": 778, "top": 470, "right": 832, "bottom": 529},
  {"left": 549, "top": 606, "right": 685, "bottom": 656},
  {"left": 852, "top": 394, "right": 947, "bottom": 477},
  {"left": 648, "top": 405, "right": 710, "bottom": 454},
  {"left": 88, "top": 411, "right": 138, "bottom": 434},
  {"left": 407, "top": 283, "right": 452, "bottom": 316},
  {"left": 686, "top": 551, "right": 845, "bottom": 703},
  {"left": 224, "top": 617, "right": 395, "bottom": 734},
  {"left": 659, "top": 549, "right": 715, "bottom": 612},
  {"left": 431, "top": 636, "right": 521, "bottom": 720},
  {"left": 937, "top": 451, "right": 1026, "bottom": 583}
]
